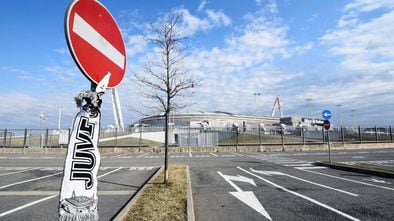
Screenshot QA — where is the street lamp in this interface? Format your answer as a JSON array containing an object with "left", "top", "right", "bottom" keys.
[
  {"left": 254, "top": 92, "right": 261, "bottom": 117},
  {"left": 351, "top": 109, "right": 356, "bottom": 129},
  {"left": 57, "top": 106, "right": 63, "bottom": 130},
  {"left": 337, "top": 104, "right": 343, "bottom": 127},
  {"left": 40, "top": 112, "right": 46, "bottom": 148},
  {"left": 305, "top": 98, "right": 312, "bottom": 119}
]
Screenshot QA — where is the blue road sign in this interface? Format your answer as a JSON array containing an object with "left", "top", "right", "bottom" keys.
[{"left": 322, "top": 110, "right": 332, "bottom": 120}]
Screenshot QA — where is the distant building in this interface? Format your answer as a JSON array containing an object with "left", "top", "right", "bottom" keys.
[
  {"left": 280, "top": 116, "right": 325, "bottom": 128},
  {"left": 132, "top": 111, "right": 280, "bottom": 128}
]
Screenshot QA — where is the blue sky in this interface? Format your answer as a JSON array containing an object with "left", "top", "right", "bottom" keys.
[{"left": 1, "top": 0, "right": 394, "bottom": 129}]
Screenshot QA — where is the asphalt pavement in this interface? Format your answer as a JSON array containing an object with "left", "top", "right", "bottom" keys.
[{"left": 0, "top": 148, "right": 394, "bottom": 220}]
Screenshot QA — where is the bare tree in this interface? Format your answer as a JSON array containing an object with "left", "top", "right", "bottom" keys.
[{"left": 135, "top": 13, "right": 196, "bottom": 183}]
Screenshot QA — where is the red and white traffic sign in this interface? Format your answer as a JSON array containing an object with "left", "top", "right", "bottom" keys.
[
  {"left": 65, "top": 0, "right": 126, "bottom": 88},
  {"left": 323, "top": 120, "right": 331, "bottom": 130}
]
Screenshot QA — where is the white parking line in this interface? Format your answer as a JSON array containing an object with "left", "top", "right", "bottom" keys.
[
  {"left": 301, "top": 169, "right": 394, "bottom": 191},
  {"left": 97, "top": 167, "right": 122, "bottom": 179},
  {"left": 238, "top": 167, "right": 360, "bottom": 221},
  {"left": 283, "top": 163, "right": 313, "bottom": 167},
  {"left": 0, "top": 195, "right": 58, "bottom": 218},
  {"left": 0, "top": 172, "right": 62, "bottom": 190},
  {"left": 110, "top": 154, "right": 126, "bottom": 158},
  {"left": 250, "top": 168, "right": 358, "bottom": 197},
  {"left": 210, "top": 153, "right": 218, "bottom": 157},
  {"left": 0, "top": 168, "right": 40, "bottom": 177},
  {"left": 0, "top": 166, "right": 126, "bottom": 218},
  {"left": 137, "top": 153, "right": 149, "bottom": 158}
]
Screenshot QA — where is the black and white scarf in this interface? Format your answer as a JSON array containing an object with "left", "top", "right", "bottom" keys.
[{"left": 59, "top": 91, "right": 102, "bottom": 221}]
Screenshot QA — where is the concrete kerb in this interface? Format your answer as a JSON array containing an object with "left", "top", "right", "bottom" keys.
[
  {"left": 314, "top": 161, "right": 394, "bottom": 178},
  {"left": 112, "top": 166, "right": 163, "bottom": 221},
  {"left": 186, "top": 165, "right": 195, "bottom": 221}
]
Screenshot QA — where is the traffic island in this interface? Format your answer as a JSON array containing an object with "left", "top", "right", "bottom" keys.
[
  {"left": 314, "top": 161, "right": 394, "bottom": 178},
  {"left": 114, "top": 164, "right": 193, "bottom": 221}
]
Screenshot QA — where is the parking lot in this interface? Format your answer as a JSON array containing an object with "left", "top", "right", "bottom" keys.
[{"left": 0, "top": 148, "right": 394, "bottom": 220}]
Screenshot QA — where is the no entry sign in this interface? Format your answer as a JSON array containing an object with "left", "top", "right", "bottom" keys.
[
  {"left": 323, "top": 120, "right": 331, "bottom": 130},
  {"left": 65, "top": 0, "right": 126, "bottom": 88}
]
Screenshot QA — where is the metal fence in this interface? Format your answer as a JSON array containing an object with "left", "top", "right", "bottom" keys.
[{"left": 0, "top": 125, "right": 393, "bottom": 148}]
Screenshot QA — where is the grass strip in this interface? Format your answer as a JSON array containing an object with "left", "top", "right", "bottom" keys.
[{"left": 122, "top": 165, "right": 187, "bottom": 221}]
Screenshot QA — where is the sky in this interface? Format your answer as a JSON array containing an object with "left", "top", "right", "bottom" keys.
[{"left": 1, "top": 0, "right": 394, "bottom": 129}]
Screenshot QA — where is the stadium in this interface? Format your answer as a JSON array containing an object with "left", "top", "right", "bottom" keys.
[{"left": 132, "top": 111, "right": 280, "bottom": 129}]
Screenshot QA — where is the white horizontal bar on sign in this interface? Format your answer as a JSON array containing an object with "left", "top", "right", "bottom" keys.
[{"left": 73, "top": 13, "right": 125, "bottom": 69}]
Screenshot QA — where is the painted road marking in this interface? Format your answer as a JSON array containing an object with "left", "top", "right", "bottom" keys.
[
  {"left": 233, "top": 153, "right": 244, "bottom": 156},
  {"left": 97, "top": 167, "right": 122, "bottom": 179},
  {"left": 283, "top": 163, "right": 314, "bottom": 167},
  {"left": 73, "top": 13, "right": 125, "bottom": 69},
  {"left": 0, "top": 166, "right": 127, "bottom": 218},
  {"left": 0, "top": 190, "right": 134, "bottom": 196},
  {"left": 0, "top": 168, "right": 40, "bottom": 177},
  {"left": 300, "top": 169, "right": 394, "bottom": 191},
  {"left": 0, "top": 172, "right": 62, "bottom": 190},
  {"left": 238, "top": 167, "right": 361, "bottom": 221},
  {"left": 210, "top": 153, "right": 218, "bottom": 157},
  {"left": 137, "top": 153, "right": 149, "bottom": 158},
  {"left": 218, "top": 171, "right": 272, "bottom": 220},
  {"left": 189, "top": 152, "right": 192, "bottom": 157},
  {"left": 250, "top": 168, "right": 358, "bottom": 197},
  {"left": 295, "top": 166, "right": 327, "bottom": 170},
  {"left": 0, "top": 195, "right": 58, "bottom": 218},
  {"left": 110, "top": 154, "right": 126, "bottom": 158}
]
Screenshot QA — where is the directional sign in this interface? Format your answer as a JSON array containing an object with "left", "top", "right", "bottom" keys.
[
  {"left": 65, "top": 0, "right": 126, "bottom": 88},
  {"left": 323, "top": 120, "right": 330, "bottom": 130},
  {"left": 322, "top": 110, "right": 332, "bottom": 120}
]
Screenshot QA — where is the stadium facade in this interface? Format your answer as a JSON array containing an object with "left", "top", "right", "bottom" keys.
[{"left": 132, "top": 111, "right": 280, "bottom": 128}]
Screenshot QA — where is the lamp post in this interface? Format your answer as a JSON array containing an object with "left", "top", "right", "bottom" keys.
[
  {"left": 254, "top": 92, "right": 261, "bottom": 117},
  {"left": 351, "top": 109, "right": 356, "bottom": 129},
  {"left": 57, "top": 106, "right": 63, "bottom": 130},
  {"left": 305, "top": 98, "right": 312, "bottom": 120},
  {"left": 39, "top": 112, "right": 46, "bottom": 148},
  {"left": 337, "top": 104, "right": 343, "bottom": 127}
]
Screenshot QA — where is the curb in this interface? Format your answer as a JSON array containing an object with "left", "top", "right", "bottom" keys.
[
  {"left": 314, "top": 161, "right": 394, "bottom": 178},
  {"left": 112, "top": 166, "right": 163, "bottom": 221},
  {"left": 186, "top": 165, "right": 195, "bottom": 221}
]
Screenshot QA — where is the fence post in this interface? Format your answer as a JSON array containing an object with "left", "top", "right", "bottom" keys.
[
  {"left": 390, "top": 126, "right": 393, "bottom": 143},
  {"left": 45, "top": 129, "right": 49, "bottom": 148},
  {"left": 115, "top": 128, "right": 118, "bottom": 148},
  {"left": 258, "top": 124, "right": 261, "bottom": 146},
  {"left": 281, "top": 126, "right": 284, "bottom": 151},
  {"left": 138, "top": 125, "right": 142, "bottom": 152},
  {"left": 374, "top": 126, "right": 378, "bottom": 143},
  {"left": 23, "top": 129, "right": 28, "bottom": 148},
  {"left": 358, "top": 126, "right": 362, "bottom": 144},
  {"left": 188, "top": 125, "right": 191, "bottom": 147},
  {"left": 236, "top": 127, "right": 239, "bottom": 152},
  {"left": 341, "top": 126, "right": 344, "bottom": 145},
  {"left": 3, "top": 129, "right": 7, "bottom": 148}
]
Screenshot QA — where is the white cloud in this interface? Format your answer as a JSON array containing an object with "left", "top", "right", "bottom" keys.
[
  {"left": 198, "top": 0, "right": 208, "bottom": 11},
  {"left": 126, "top": 35, "right": 147, "bottom": 57},
  {"left": 205, "top": 9, "right": 231, "bottom": 26},
  {"left": 322, "top": 7, "right": 394, "bottom": 75},
  {"left": 344, "top": 0, "right": 394, "bottom": 13},
  {"left": 174, "top": 8, "right": 231, "bottom": 37}
]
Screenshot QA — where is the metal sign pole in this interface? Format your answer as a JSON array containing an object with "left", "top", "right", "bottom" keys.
[{"left": 327, "top": 129, "right": 331, "bottom": 163}]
